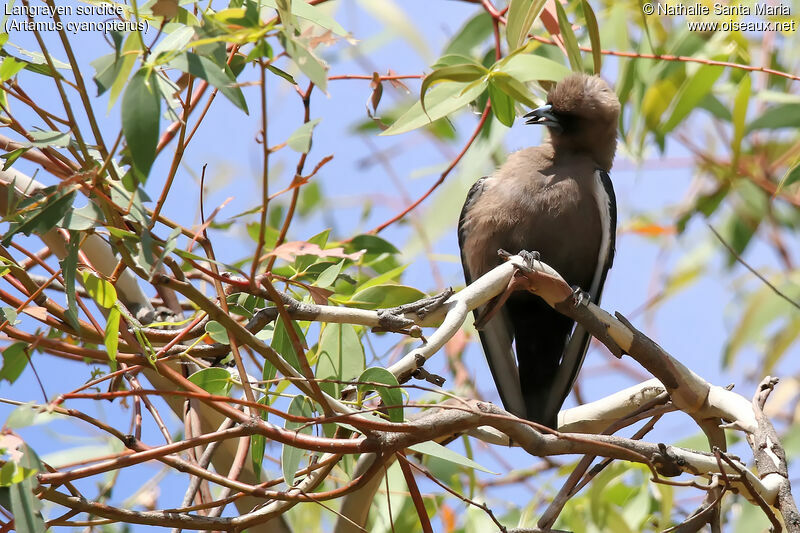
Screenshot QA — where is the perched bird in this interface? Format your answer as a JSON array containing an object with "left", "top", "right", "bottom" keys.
[{"left": 458, "top": 73, "right": 620, "bottom": 428}]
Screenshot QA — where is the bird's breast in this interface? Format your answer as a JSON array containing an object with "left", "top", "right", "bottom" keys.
[{"left": 483, "top": 172, "right": 603, "bottom": 287}]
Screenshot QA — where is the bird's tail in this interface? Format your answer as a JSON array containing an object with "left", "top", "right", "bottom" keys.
[{"left": 506, "top": 294, "right": 574, "bottom": 429}]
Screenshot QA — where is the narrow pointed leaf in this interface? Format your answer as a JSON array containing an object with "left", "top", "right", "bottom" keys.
[
  {"left": 488, "top": 81, "right": 515, "bottom": 126},
  {"left": 732, "top": 74, "right": 750, "bottom": 164},
  {"left": 282, "top": 395, "right": 315, "bottom": 486},
  {"left": 122, "top": 68, "right": 160, "bottom": 180},
  {"left": 383, "top": 79, "right": 488, "bottom": 136},
  {"left": 506, "top": 0, "right": 547, "bottom": 50},
  {"left": 490, "top": 71, "right": 538, "bottom": 108},
  {"left": 661, "top": 64, "right": 724, "bottom": 133},
  {"left": 104, "top": 307, "right": 120, "bottom": 371},
  {"left": 188, "top": 367, "right": 232, "bottom": 396},
  {"left": 581, "top": 0, "right": 602, "bottom": 74},
  {"left": 420, "top": 64, "right": 488, "bottom": 115},
  {"left": 554, "top": 1, "right": 583, "bottom": 71},
  {"left": 357, "top": 367, "right": 403, "bottom": 422},
  {"left": 168, "top": 52, "right": 248, "bottom": 113}
]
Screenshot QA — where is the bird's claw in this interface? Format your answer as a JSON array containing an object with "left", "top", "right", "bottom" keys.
[
  {"left": 497, "top": 249, "right": 541, "bottom": 273},
  {"left": 571, "top": 286, "right": 591, "bottom": 307},
  {"left": 519, "top": 250, "right": 541, "bottom": 267}
]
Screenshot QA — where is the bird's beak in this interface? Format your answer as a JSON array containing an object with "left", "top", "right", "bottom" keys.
[{"left": 523, "top": 105, "right": 562, "bottom": 132}]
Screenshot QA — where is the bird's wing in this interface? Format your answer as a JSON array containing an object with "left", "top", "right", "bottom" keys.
[
  {"left": 458, "top": 177, "right": 526, "bottom": 418},
  {"left": 543, "top": 169, "right": 617, "bottom": 425}
]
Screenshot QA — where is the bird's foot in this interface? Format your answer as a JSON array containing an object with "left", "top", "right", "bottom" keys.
[
  {"left": 497, "top": 249, "right": 541, "bottom": 272},
  {"left": 519, "top": 249, "right": 541, "bottom": 267},
  {"left": 571, "top": 285, "right": 591, "bottom": 307}
]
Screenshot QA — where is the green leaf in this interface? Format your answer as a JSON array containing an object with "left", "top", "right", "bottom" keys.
[
  {"left": 1, "top": 147, "right": 28, "bottom": 171},
  {"left": 287, "top": 118, "right": 321, "bottom": 153},
  {"left": 266, "top": 62, "right": 296, "bottom": 84},
  {"left": 642, "top": 77, "right": 679, "bottom": 131},
  {"left": 420, "top": 64, "right": 488, "bottom": 115},
  {"left": 91, "top": 53, "right": 122, "bottom": 96},
  {"left": 271, "top": 316, "right": 305, "bottom": 371},
  {"left": 353, "top": 264, "right": 408, "bottom": 292},
  {"left": 59, "top": 201, "right": 104, "bottom": 231},
  {"left": 348, "top": 284, "right": 426, "bottom": 310},
  {"left": 122, "top": 68, "right": 161, "bottom": 180},
  {"left": 0, "top": 307, "right": 17, "bottom": 326},
  {"left": 150, "top": 26, "right": 195, "bottom": 61},
  {"left": 488, "top": 81, "right": 515, "bottom": 127},
  {"left": 108, "top": 33, "right": 141, "bottom": 109},
  {"left": 496, "top": 52, "right": 571, "bottom": 83},
  {"left": 205, "top": 320, "right": 230, "bottom": 344},
  {"left": 104, "top": 307, "right": 120, "bottom": 370},
  {"left": 250, "top": 396, "right": 270, "bottom": 481},
  {"left": 724, "top": 280, "right": 800, "bottom": 368},
  {"left": 347, "top": 234, "right": 400, "bottom": 255},
  {"left": 3, "top": 473, "right": 45, "bottom": 533},
  {"left": 262, "top": 0, "right": 348, "bottom": 36},
  {"left": 490, "top": 71, "right": 538, "bottom": 108},
  {"left": 0, "top": 342, "right": 28, "bottom": 384},
  {"left": 779, "top": 163, "right": 800, "bottom": 189},
  {"left": 661, "top": 65, "right": 724, "bottom": 133},
  {"left": 283, "top": 34, "right": 328, "bottom": 91},
  {"left": 581, "top": 0, "right": 602, "bottom": 74},
  {"left": 282, "top": 395, "right": 314, "bottom": 486},
  {"left": 24, "top": 129, "right": 70, "bottom": 148},
  {"left": 357, "top": 367, "right": 403, "bottom": 422},
  {"left": 1, "top": 188, "right": 76, "bottom": 246},
  {"left": 60, "top": 231, "right": 80, "bottom": 331},
  {"left": 0, "top": 56, "right": 24, "bottom": 81},
  {"left": 80, "top": 271, "right": 117, "bottom": 309},
  {"left": 444, "top": 12, "right": 493, "bottom": 57},
  {"left": 168, "top": 52, "right": 248, "bottom": 113},
  {"left": 554, "top": 1, "right": 583, "bottom": 72},
  {"left": 731, "top": 74, "right": 750, "bottom": 164},
  {"left": 506, "top": 0, "right": 547, "bottom": 50},
  {"left": 188, "top": 367, "right": 232, "bottom": 396},
  {"left": 315, "top": 323, "right": 365, "bottom": 397},
  {"left": 314, "top": 260, "right": 344, "bottom": 289},
  {"left": 747, "top": 103, "right": 800, "bottom": 131},
  {"left": 5, "top": 403, "right": 64, "bottom": 429},
  {"left": 382, "top": 79, "right": 488, "bottom": 136},
  {"left": 408, "top": 441, "right": 496, "bottom": 474}
]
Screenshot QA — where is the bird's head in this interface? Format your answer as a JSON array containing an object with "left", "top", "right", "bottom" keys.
[{"left": 524, "top": 73, "right": 620, "bottom": 170}]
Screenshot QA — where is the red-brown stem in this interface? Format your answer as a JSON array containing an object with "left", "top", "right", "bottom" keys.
[
  {"left": 156, "top": 80, "right": 208, "bottom": 155},
  {"left": 265, "top": 82, "right": 314, "bottom": 273},
  {"left": 251, "top": 61, "right": 272, "bottom": 281},
  {"left": 396, "top": 452, "right": 434, "bottom": 533},
  {"left": 368, "top": 101, "right": 492, "bottom": 234}
]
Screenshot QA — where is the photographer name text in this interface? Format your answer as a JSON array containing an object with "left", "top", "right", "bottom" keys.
[{"left": 653, "top": 2, "right": 789, "bottom": 16}]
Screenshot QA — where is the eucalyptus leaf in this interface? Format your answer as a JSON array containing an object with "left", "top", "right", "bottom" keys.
[
  {"left": 382, "top": 79, "right": 488, "bottom": 136},
  {"left": 188, "top": 367, "right": 232, "bottom": 396},
  {"left": 287, "top": 118, "right": 321, "bottom": 153},
  {"left": 282, "top": 395, "right": 315, "bottom": 486},
  {"left": 357, "top": 367, "right": 403, "bottom": 422},
  {"left": 169, "top": 52, "right": 248, "bottom": 113},
  {"left": 506, "top": 0, "right": 547, "bottom": 50},
  {"left": 122, "top": 68, "right": 161, "bottom": 180}
]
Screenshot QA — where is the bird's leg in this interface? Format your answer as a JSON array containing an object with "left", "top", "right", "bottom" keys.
[
  {"left": 519, "top": 249, "right": 541, "bottom": 270},
  {"left": 498, "top": 248, "right": 541, "bottom": 271}
]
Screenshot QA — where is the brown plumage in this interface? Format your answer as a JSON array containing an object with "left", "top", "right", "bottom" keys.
[{"left": 458, "top": 73, "right": 620, "bottom": 428}]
